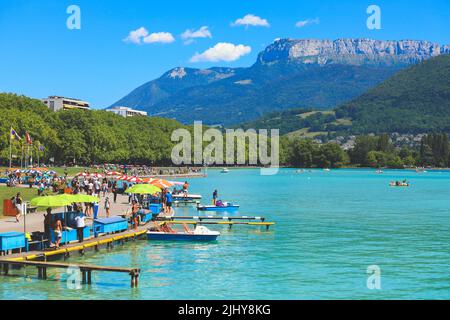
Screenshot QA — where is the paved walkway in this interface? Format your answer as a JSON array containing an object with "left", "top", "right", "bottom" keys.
[{"left": 0, "top": 193, "right": 136, "bottom": 234}]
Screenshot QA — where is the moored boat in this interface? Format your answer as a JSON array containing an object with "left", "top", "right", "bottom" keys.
[
  {"left": 147, "top": 225, "right": 220, "bottom": 241},
  {"left": 220, "top": 168, "right": 230, "bottom": 173},
  {"left": 197, "top": 202, "right": 239, "bottom": 211}
]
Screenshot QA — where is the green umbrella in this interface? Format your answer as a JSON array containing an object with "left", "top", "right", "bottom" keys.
[
  {"left": 30, "top": 195, "right": 73, "bottom": 208},
  {"left": 125, "top": 184, "right": 161, "bottom": 195},
  {"left": 57, "top": 194, "right": 99, "bottom": 203}
]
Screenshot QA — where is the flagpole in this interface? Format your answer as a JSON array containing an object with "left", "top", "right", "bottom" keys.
[{"left": 9, "top": 127, "right": 12, "bottom": 169}]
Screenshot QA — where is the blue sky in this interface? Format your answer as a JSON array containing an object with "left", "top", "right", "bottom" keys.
[{"left": 0, "top": 0, "right": 449, "bottom": 108}]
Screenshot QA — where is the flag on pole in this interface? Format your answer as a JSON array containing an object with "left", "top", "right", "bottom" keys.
[
  {"left": 10, "top": 127, "right": 21, "bottom": 141},
  {"left": 25, "top": 132, "right": 33, "bottom": 145}
]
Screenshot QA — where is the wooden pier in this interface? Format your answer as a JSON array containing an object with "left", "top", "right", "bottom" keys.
[
  {"left": 160, "top": 220, "right": 275, "bottom": 230},
  {"left": 159, "top": 215, "right": 267, "bottom": 222},
  {"left": 0, "top": 259, "right": 141, "bottom": 288}
]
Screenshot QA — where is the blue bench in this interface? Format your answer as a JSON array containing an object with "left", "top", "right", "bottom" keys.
[
  {"left": 0, "top": 232, "right": 28, "bottom": 254},
  {"left": 50, "top": 226, "right": 91, "bottom": 244},
  {"left": 93, "top": 217, "right": 128, "bottom": 237},
  {"left": 149, "top": 203, "right": 162, "bottom": 214}
]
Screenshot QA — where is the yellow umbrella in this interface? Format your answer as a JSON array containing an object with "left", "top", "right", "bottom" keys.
[{"left": 125, "top": 184, "right": 161, "bottom": 195}]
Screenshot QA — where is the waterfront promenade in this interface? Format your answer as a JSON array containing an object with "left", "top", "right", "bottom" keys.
[{"left": 0, "top": 192, "right": 133, "bottom": 234}]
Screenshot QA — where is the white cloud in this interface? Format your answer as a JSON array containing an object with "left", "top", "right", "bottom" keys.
[
  {"left": 143, "top": 32, "right": 175, "bottom": 44},
  {"left": 190, "top": 42, "right": 251, "bottom": 63},
  {"left": 124, "top": 27, "right": 175, "bottom": 44},
  {"left": 232, "top": 14, "right": 270, "bottom": 28},
  {"left": 295, "top": 18, "right": 320, "bottom": 28},
  {"left": 181, "top": 26, "right": 212, "bottom": 44},
  {"left": 123, "top": 27, "right": 149, "bottom": 44}
]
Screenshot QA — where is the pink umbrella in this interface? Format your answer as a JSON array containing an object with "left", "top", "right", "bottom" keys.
[
  {"left": 76, "top": 172, "right": 89, "bottom": 177},
  {"left": 106, "top": 171, "right": 122, "bottom": 176}
]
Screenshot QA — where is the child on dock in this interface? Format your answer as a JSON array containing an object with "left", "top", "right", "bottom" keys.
[{"left": 104, "top": 197, "right": 111, "bottom": 218}]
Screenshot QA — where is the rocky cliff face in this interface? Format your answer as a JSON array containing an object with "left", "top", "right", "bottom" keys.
[{"left": 258, "top": 39, "right": 450, "bottom": 66}]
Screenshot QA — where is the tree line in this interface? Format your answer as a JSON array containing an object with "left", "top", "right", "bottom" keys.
[
  {"left": 281, "top": 133, "right": 450, "bottom": 168},
  {"left": 1, "top": 93, "right": 449, "bottom": 169}
]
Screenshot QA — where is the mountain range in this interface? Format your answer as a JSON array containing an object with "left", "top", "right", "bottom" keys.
[{"left": 111, "top": 38, "right": 450, "bottom": 125}]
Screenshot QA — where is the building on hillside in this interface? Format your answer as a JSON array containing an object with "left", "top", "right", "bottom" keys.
[
  {"left": 106, "top": 106, "right": 148, "bottom": 117},
  {"left": 42, "top": 96, "right": 90, "bottom": 111}
]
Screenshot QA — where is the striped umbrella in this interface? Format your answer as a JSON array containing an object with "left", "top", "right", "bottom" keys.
[{"left": 147, "top": 178, "right": 174, "bottom": 189}]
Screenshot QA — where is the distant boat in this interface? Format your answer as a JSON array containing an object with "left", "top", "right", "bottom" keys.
[
  {"left": 323, "top": 168, "right": 331, "bottom": 172},
  {"left": 220, "top": 168, "right": 229, "bottom": 173},
  {"left": 147, "top": 226, "right": 220, "bottom": 242},
  {"left": 376, "top": 169, "right": 384, "bottom": 174},
  {"left": 389, "top": 181, "right": 410, "bottom": 187}
]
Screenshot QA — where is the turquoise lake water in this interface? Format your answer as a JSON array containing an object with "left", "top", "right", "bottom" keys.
[{"left": 1, "top": 168, "right": 450, "bottom": 300}]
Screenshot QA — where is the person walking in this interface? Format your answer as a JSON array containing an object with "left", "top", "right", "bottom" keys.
[
  {"left": 112, "top": 182, "right": 118, "bottom": 203},
  {"left": 14, "top": 192, "right": 23, "bottom": 223},
  {"left": 104, "top": 197, "right": 111, "bottom": 218}
]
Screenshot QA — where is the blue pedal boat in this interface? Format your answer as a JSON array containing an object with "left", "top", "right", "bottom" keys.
[
  {"left": 147, "top": 226, "right": 220, "bottom": 242},
  {"left": 197, "top": 203, "right": 239, "bottom": 212}
]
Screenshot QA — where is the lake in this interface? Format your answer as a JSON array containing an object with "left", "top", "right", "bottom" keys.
[{"left": 1, "top": 168, "right": 449, "bottom": 299}]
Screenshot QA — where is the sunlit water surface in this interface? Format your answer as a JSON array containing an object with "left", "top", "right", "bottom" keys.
[{"left": 1, "top": 168, "right": 449, "bottom": 299}]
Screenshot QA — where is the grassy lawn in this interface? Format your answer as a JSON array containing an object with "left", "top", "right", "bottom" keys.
[{"left": 0, "top": 186, "right": 40, "bottom": 218}]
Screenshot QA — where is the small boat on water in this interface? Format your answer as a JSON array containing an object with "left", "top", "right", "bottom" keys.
[
  {"left": 220, "top": 168, "right": 230, "bottom": 173},
  {"left": 376, "top": 169, "right": 384, "bottom": 174},
  {"left": 197, "top": 202, "right": 239, "bottom": 211},
  {"left": 147, "top": 225, "right": 220, "bottom": 242},
  {"left": 323, "top": 168, "right": 331, "bottom": 172},
  {"left": 389, "top": 181, "right": 410, "bottom": 187}
]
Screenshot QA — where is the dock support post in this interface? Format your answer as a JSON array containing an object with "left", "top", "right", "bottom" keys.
[
  {"left": 81, "top": 270, "right": 87, "bottom": 284},
  {"left": 3, "top": 263, "right": 9, "bottom": 275},
  {"left": 43, "top": 267, "right": 47, "bottom": 280},
  {"left": 130, "top": 271, "right": 139, "bottom": 288},
  {"left": 37, "top": 267, "right": 42, "bottom": 279},
  {"left": 87, "top": 271, "right": 92, "bottom": 285}
]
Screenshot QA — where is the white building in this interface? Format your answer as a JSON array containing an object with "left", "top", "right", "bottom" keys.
[
  {"left": 107, "top": 106, "right": 148, "bottom": 117},
  {"left": 42, "top": 96, "right": 90, "bottom": 111}
]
